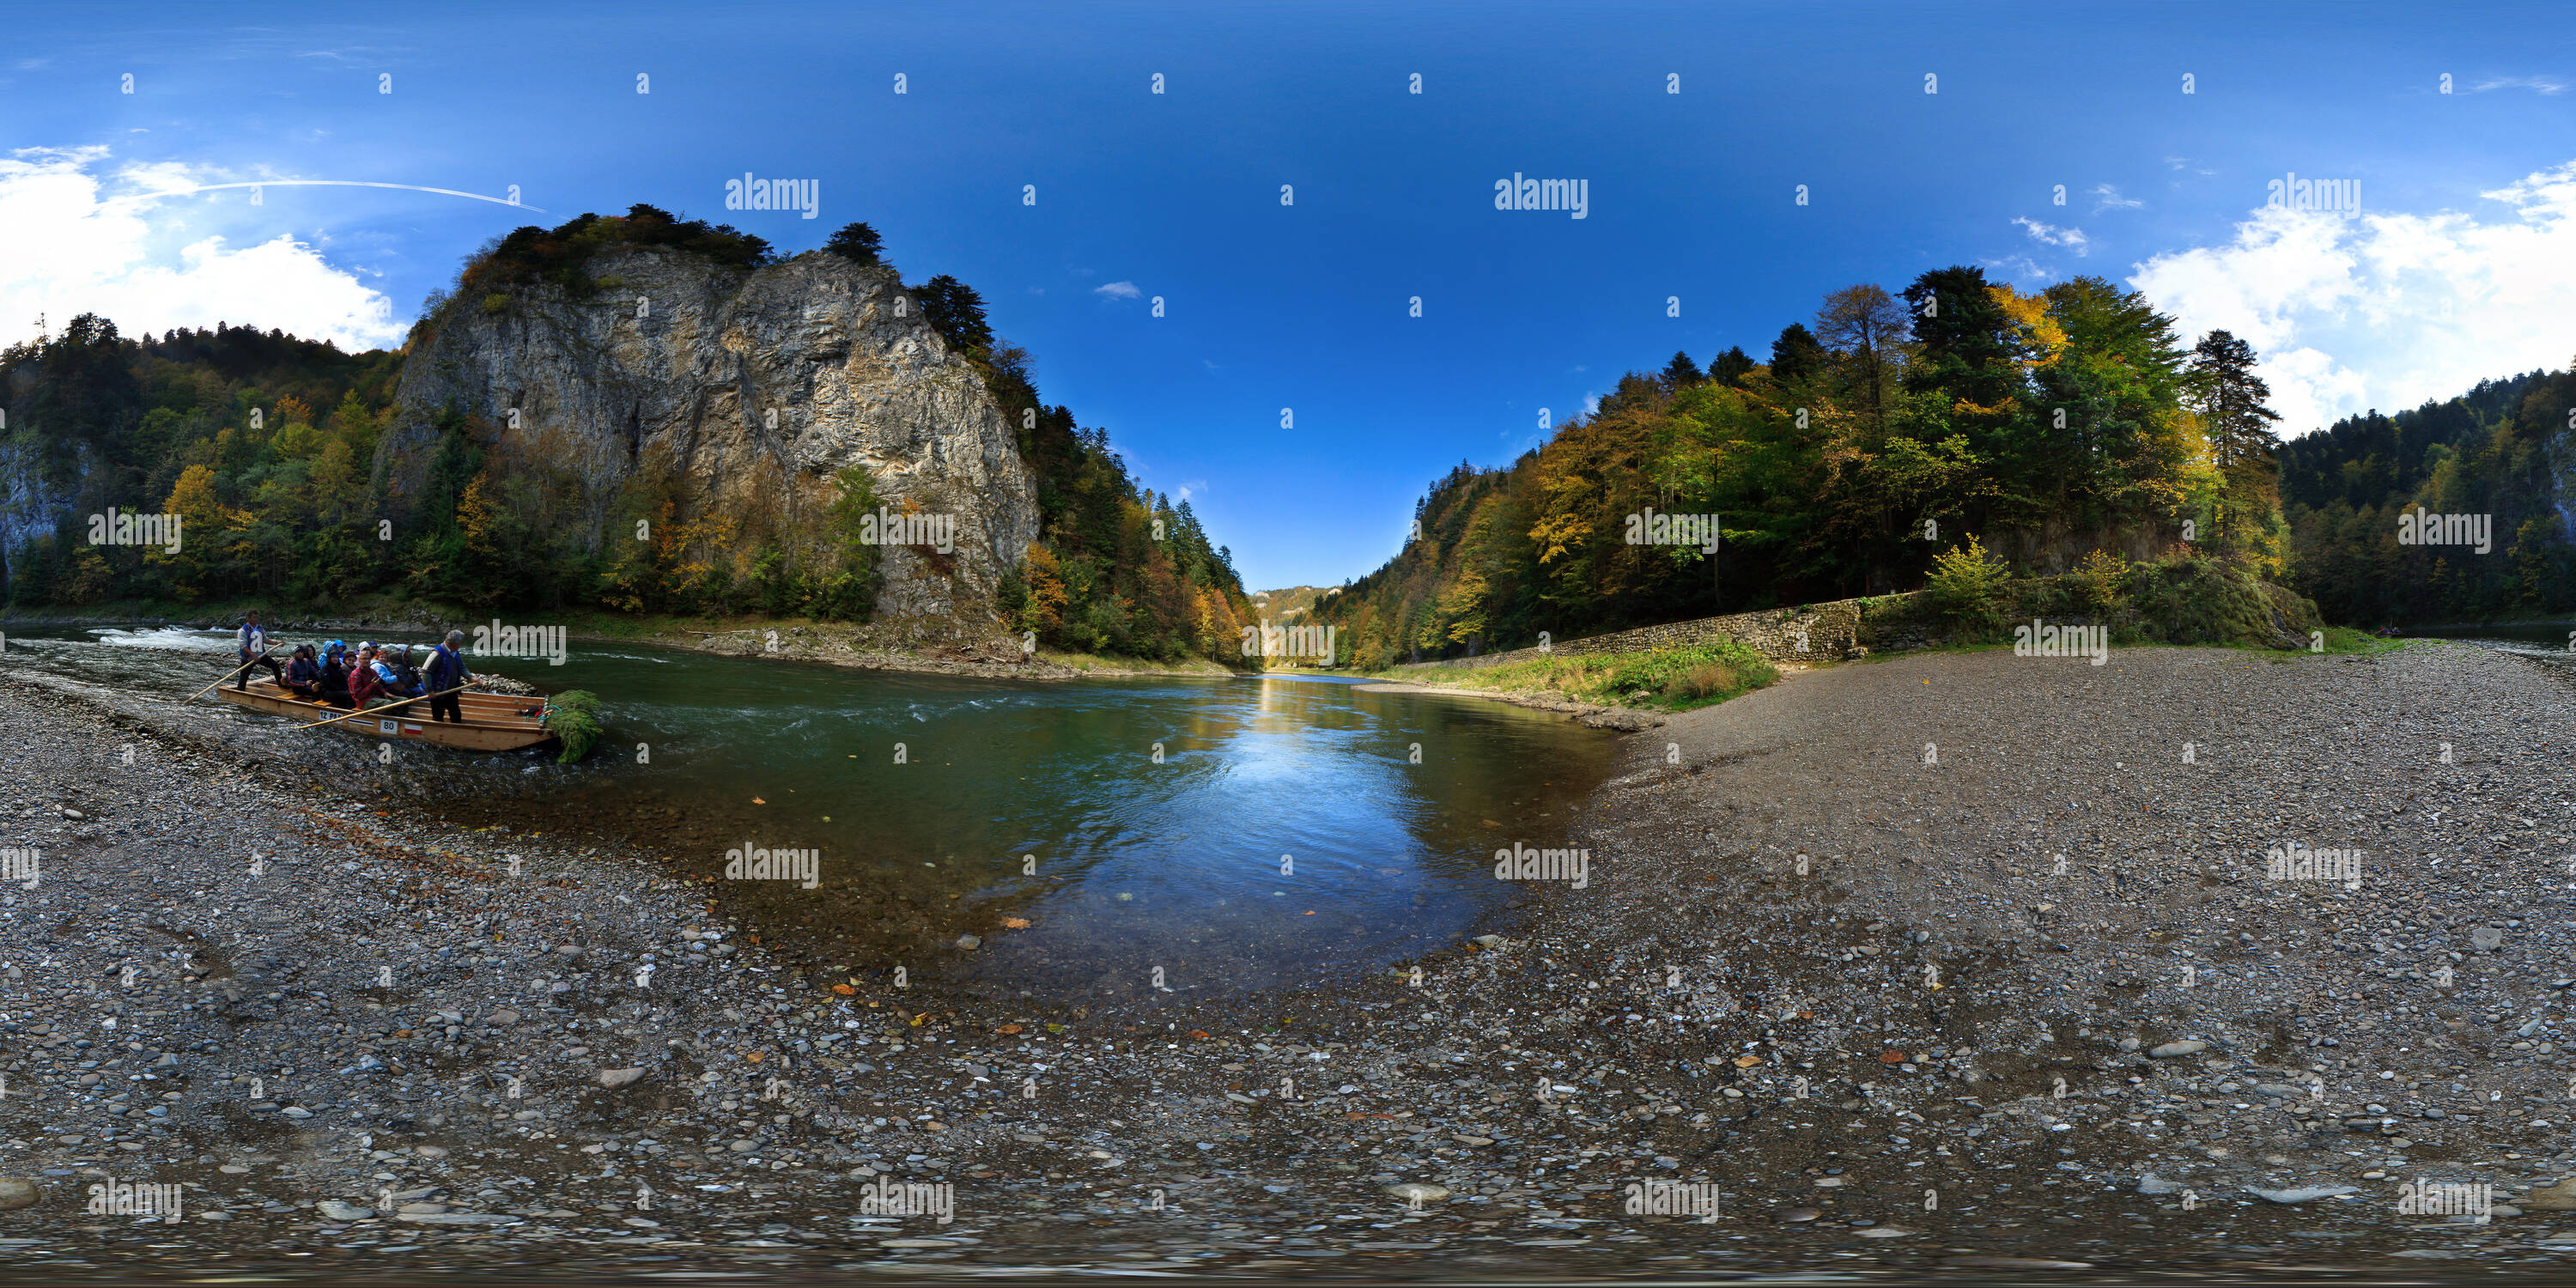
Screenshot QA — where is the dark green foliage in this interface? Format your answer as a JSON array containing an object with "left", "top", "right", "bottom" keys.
[
  {"left": 457, "top": 204, "right": 774, "bottom": 301},
  {"left": 1768, "top": 324, "right": 1825, "bottom": 386},
  {"left": 1660, "top": 350, "right": 1703, "bottom": 388},
  {"left": 823, "top": 222, "right": 884, "bottom": 265},
  {"left": 542, "top": 690, "right": 604, "bottom": 763},
  {"left": 1902, "top": 265, "right": 2021, "bottom": 410},
  {"left": 1709, "top": 346, "right": 1755, "bottom": 388},
  {"left": 911, "top": 274, "right": 994, "bottom": 354},
  {"left": 2277, "top": 369, "right": 2576, "bottom": 624}
]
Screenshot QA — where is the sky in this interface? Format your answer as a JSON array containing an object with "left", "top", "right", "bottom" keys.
[{"left": 3, "top": 1, "right": 2573, "bottom": 590}]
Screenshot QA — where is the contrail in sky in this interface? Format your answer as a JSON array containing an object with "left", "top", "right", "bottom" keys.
[{"left": 96, "top": 180, "right": 544, "bottom": 213}]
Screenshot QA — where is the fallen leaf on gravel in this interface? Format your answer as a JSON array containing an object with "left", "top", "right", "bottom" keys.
[
  {"left": 1734, "top": 1054, "right": 1763, "bottom": 1067},
  {"left": 1002, "top": 917, "right": 1032, "bottom": 929},
  {"left": 831, "top": 983, "right": 854, "bottom": 995},
  {"left": 997, "top": 1024, "right": 1022, "bottom": 1035},
  {"left": 744, "top": 1051, "right": 765, "bottom": 1062},
  {"left": 1878, "top": 1050, "right": 1907, "bottom": 1064},
  {"left": 1188, "top": 1030, "right": 1209, "bottom": 1039}
]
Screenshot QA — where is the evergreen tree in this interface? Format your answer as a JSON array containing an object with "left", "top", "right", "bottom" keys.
[
  {"left": 823, "top": 222, "right": 884, "bottom": 264},
  {"left": 1660, "top": 350, "right": 1704, "bottom": 388},
  {"left": 1769, "top": 324, "right": 1826, "bottom": 386},
  {"left": 913, "top": 274, "right": 994, "bottom": 353},
  {"left": 1708, "top": 345, "right": 1755, "bottom": 388},
  {"left": 2186, "top": 329, "right": 2284, "bottom": 556}
]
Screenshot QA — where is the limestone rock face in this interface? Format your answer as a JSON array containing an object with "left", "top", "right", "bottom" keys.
[{"left": 381, "top": 248, "right": 1039, "bottom": 639}]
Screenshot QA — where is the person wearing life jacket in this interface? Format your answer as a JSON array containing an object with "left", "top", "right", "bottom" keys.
[
  {"left": 423, "top": 629, "right": 475, "bottom": 724},
  {"left": 234, "top": 611, "right": 283, "bottom": 690}
]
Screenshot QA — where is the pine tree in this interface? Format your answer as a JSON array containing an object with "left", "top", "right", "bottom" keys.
[
  {"left": 2186, "top": 329, "right": 2284, "bottom": 556},
  {"left": 823, "top": 222, "right": 884, "bottom": 264},
  {"left": 1769, "top": 324, "right": 1826, "bottom": 386}
]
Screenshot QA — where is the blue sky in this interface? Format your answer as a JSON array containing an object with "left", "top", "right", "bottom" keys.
[{"left": 5, "top": 1, "right": 2574, "bottom": 589}]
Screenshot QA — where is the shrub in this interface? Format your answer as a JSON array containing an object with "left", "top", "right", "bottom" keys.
[
  {"left": 1925, "top": 535, "right": 2009, "bottom": 631},
  {"left": 2069, "top": 547, "right": 2130, "bottom": 617}
]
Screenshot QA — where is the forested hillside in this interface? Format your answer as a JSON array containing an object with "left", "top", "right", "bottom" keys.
[
  {"left": 1319, "top": 266, "right": 2293, "bottom": 666},
  {"left": 0, "top": 206, "right": 1257, "bottom": 664},
  {"left": 2279, "top": 369, "right": 2576, "bottom": 625}
]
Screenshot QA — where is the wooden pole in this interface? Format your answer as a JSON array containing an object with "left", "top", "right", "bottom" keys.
[
  {"left": 291, "top": 684, "right": 470, "bottom": 731},
  {"left": 185, "top": 647, "right": 276, "bottom": 702}
]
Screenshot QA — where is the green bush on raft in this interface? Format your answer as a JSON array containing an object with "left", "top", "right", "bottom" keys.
[{"left": 543, "top": 690, "right": 604, "bottom": 764}]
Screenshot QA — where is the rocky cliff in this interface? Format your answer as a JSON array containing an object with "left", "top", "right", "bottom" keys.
[{"left": 381, "top": 247, "right": 1040, "bottom": 636}]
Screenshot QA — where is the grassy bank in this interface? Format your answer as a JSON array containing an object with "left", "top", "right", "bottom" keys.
[{"left": 1348, "top": 639, "right": 1780, "bottom": 714}]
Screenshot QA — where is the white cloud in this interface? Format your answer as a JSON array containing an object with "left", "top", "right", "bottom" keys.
[
  {"left": 2014, "top": 216, "right": 2089, "bottom": 255},
  {"left": 0, "top": 146, "right": 403, "bottom": 351},
  {"left": 2089, "top": 184, "right": 2141, "bottom": 212},
  {"left": 2131, "top": 158, "right": 2576, "bottom": 435},
  {"left": 1092, "top": 280, "right": 1141, "bottom": 301},
  {"left": 1981, "top": 254, "right": 2055, "bottom": 283},
  {"left": 2470, "top": 76, "right": 2567, "bottom": 95}
]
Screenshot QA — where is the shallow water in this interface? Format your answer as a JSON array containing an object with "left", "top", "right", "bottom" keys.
[{"left": 0, "top": 623, "right": 1619, "bottom": 995}]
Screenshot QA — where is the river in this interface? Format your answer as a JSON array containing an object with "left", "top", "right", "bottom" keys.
[{"left": 0, "top": 623, "right": 1622, "bottom": 999}]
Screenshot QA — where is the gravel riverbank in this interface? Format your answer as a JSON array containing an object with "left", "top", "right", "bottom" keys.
[{"left": 1, "top": 641, "right": 2573, "bottom": 1279}]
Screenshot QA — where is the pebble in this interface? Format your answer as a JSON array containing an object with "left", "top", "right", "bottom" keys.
[
  {"left": 2148, "top": 1040, "right": 2208, "bottom": 1058},
  {"left": 595, "top": 1066, "right": 648, "bottom": 1089},
  {"left": 0, "top": 1178, "right": 38, "bottom": 1212}
]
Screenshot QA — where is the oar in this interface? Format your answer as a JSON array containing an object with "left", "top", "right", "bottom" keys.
[
  {"left": 186, "top": 647, "right": 277, "bottom": 702},
  {"left": 292, "top": 684, "right": 471, "bottom": 731}
]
